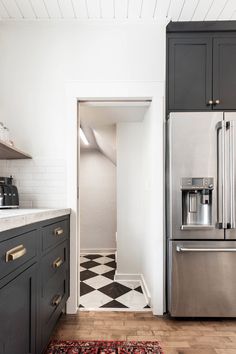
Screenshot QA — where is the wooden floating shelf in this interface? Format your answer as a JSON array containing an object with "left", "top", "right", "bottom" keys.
[{"left": 0, "top": 140, "right": 32, "bottom": 160}]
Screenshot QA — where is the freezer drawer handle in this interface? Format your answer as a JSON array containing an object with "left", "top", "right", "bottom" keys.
[{"left": 176, "top": 246, "right": 236, "bottom": 253}]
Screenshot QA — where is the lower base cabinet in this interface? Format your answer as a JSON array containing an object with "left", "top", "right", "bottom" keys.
[
  {"left": 0, "top": 215, "right": 70, "bottom": 354},
  {"left": 0, "top": 264, "right": 37, "bottom": 354}
]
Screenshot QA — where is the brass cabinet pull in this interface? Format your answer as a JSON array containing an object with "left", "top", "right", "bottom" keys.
[
  {"left": 207, "top": 100, "right": 213, "bottom": 105},
  {"left": 214, "top": 99, "right": 220, "bottom": 105},
  {"left": 52, "top": 294, "right": 62, "bottom": 306},
  {"left": 54, "top": 227, "right": 64, "bottom": 236},
  {"left": 5, "top": 244, "right": 27, "bottom": 262},
  {"left": 53, "top": 257, "right": 63, "bottom": 269}
]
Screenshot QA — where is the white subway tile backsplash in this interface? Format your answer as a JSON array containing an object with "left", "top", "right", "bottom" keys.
[{"left": 0, "top": 158, "right": 67, "bottom": 208}]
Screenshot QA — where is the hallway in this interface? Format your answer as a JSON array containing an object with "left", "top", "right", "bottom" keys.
[{"left": 80, "top": 254, "right": 150, "bottom": 310}]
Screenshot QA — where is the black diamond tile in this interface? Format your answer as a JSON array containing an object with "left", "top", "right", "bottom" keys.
[
  {"left": 80, "top": 282, "right": 94, "bottom": 296},
  {"left": 102, "top": 270, "right": 115, "bottom": 280},
  {"left": 134, "top": 286, "right": 143, "bottom": 294},
  {"left": 101, "top": 300, "right": 128, "bottom": 308},
  {"left": 79, "top": 304, "right": 84, "bottom": 308},
  {"left": 144, "top": 304, "right": 151, "bottom": 308},
  {"left": 81, "top": 260, "right": 100, "bottom": 269},
  {"left": 85, "top": 254, "right": 101, "bottom": 260},
  {"left": 105, "top": 261, "right": 116, "bottom": 269},
  {"left": 107, "top": 254, "right": 115, "bottom": 259},
  {"left": 80, "top": 270, "right": 97, "bottom": 281},
  {"left": 99, "top": 282, "right": 131, "bottom": 299}
]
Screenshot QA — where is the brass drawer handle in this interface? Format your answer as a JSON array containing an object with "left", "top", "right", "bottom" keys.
[
  {"left": 6, "top": 244, "right": 27, "bottom": 262},
  {"left": 54, "top": 227, "right": 64, "bottom": 236},
  {"left": 53, "top": 257, "right": 63, "bottom": 269},
  {"left": 52, "top": 294, "right": 62, "bottom": 306}
]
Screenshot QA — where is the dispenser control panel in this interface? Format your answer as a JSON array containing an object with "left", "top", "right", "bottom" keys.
[{"left": 181, "top": 177, "right": 214, "bottom": 190}]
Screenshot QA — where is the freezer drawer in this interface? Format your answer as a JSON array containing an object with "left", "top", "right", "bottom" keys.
[{"left": 168, "top": 240, "right": 236, "bottom": 317}]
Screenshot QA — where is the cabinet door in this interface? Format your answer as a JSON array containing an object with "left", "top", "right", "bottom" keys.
[
  {"left": 168, "top": 37, "right": 212, "bottom": 111},
  {"left": 213, "top": 37, "right": 236, "bottom": 110},
  {"left": 0, "top": 264, "right": 36, "bottom": 354}
]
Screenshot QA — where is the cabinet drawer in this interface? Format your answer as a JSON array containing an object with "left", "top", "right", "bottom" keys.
[
  {"left": 0, "top": 230, "right": 37, "bottom": 280},
  {"left": 41, "top": 241, "right": 68, "bottom": 286},
  {"left": 41, "top": 267, "right": 68, "bottom": 325},
  {"left": 42, "top": 220, "right": 68, "bottom": 252}
]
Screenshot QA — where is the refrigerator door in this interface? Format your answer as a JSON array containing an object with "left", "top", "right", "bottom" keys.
[
  {"left": 168, "top": 240, "right": 236, "bottom": 317},
  {"left": 167, "top": 112, "right": 224, "bottom": 240},
  {"left": 225, "top": 112, "right": 236, "bottom": 239}
]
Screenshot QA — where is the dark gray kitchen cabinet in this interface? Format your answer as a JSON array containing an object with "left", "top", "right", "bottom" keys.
[
  {"left": 213, "top": 37, "right": 236, "bottom": 110},
  {"left": 168, "top": 37, "right": 212, "bottom": 111},
  {"left": 0, "top": 264, "right": 37, "bottom": 354},
  {"left": 0, "top": 215, "right": 70, "bottom": 354},
  {"left": 167, "top": 21, "right": 236, "bottom": 113}
]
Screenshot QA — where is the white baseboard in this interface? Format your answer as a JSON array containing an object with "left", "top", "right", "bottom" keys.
[
  {"left": 140, "top": 274, "right": 151, "bottom": 306},
  {"left": 114, "top": 272, "right": 151, "bottom": 306},
  {"left": 114, "top": 272, "right": 141, "bottom": 281},
  {"left": 80, "top": 248, "right": 116, "bottom": 254}
]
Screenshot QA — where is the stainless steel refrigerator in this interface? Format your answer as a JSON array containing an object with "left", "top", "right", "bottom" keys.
[{"left": 167, "top": 111, "right": 236, "bottom": 317}]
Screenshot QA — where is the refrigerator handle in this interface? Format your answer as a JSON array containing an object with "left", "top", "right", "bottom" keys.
[
  {"left": 228, "top": 121, "right": 235, "bottom": 229},
  {"left": 216, "top": 121, "right": 227, "bottom": 229}
]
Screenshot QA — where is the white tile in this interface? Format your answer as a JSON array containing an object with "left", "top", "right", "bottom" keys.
[
  {"left": 80, "top": 290, "right": 111, "bottom": 308},
  {"left": 80, "top": 266, "right": 86, "bottom": 271},
  {"left": 80, "top": 256, "right": 89, "bottom": 263},
  {"left": 116, "top": 290, "right": 148, "bottom": 310},
  {"left": 94, "top": 256, "right": 114, "bottom": 265},
  {"left": 91, "top": 264, "right": 113, "bottom": 275},
  {"left": 116, "top": 280, "right": 140, "bottom": 290},
  {"left": 84, "top": 275, "right": 113, "bottom": 289}
]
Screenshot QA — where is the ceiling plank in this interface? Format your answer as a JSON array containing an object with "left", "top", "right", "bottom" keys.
[
  {"left": 58, "top": 0, "right": 75, "bottom": 18},
  {"left": 128, "top": 0, "right": 142, "bottom": 18},
  {"left": 86, "top": 0, "right": 100, "bottom": 18},
  {"left": 0, "top": 0, "right": 10, "bottom": 18},
  {"left": 15, "top": 0, "right": 36, "bottom": 18},
  {"left": 191, "top": 0, "right": 213, "bottom": 21},
  {"left": 179, "top": 0, "right": 199, "bottom": 21},
  {"left": 44, "top": 0, "right": 62, "bottom": 18},
  {"left": 71, "top": 0, "right": 88, "bottom": 18},
  {"left": 168, "top": 0, "right": 186, "bottom": 21},
  {"left": 2, "top": 0, "right": 23, "bottom": 18},
  {"left": 115, "top": 0, "right": 127, "bottom": 19},
  {"left": 29, "top": 0, "right": 49, "bottom": 18},
  {"left": 141, "top": 0, "right": 156, "bottom": 18},
  {"left": 217, "top": 0, "right": 236, "bottom": 20},
  {"left": 205, "top": 0, "right": 227, "bottom": 20},
  {"left": 154, "top": 0, "right": 172, "bottom": 20},
  {"left": 101, "top": 0, "right": 114, "bottom": 18}
]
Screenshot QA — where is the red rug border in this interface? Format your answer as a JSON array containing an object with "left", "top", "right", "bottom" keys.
[{"left": 47, "top": 339, "right": 164, "bottom": 353}]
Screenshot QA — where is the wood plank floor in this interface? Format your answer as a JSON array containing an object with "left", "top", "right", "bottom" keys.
[{"left": 51, "top": 311, "right": 236, "bottom": 354}]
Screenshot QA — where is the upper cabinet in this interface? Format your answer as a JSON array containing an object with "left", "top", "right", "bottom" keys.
[
  {"left": 213, "top": 38, "right": 236, "bottom": 110},
  {"left": 168, "top": 37, "right": 212, "bottom": 111},
  {"left": 167, "top": 21, "right": 236, "bottom": 113}
]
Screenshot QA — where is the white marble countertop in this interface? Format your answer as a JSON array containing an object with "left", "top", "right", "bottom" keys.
[{"left": 0, "top": 208, "right": 71, "bottom": 232}]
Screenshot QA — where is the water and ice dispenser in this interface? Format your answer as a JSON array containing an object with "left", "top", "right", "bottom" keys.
[{"left": 181, "top": 177, "right": 214, "bottom": 229}]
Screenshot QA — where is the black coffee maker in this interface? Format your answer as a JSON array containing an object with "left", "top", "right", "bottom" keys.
[{"left": 0, "top": 176, "right": 19, "bottom": 208}]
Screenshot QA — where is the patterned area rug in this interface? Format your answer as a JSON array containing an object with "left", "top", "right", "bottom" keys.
[{"left": 46, "top": 340, "right": 164, "bottom": 353}]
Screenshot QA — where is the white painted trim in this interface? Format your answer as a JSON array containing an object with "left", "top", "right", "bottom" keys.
[
  {"left": 65, "top": 81, "right": 164, "bottom": 316},
  {"left": 80, "top": 248, "right": 116, "bottom": 254},
  {"left": 140, "top": 274, "right": 151, "bottom": 306}
]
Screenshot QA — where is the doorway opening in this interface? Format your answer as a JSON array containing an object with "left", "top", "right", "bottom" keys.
[{"left": 78, "top": 99, "right": 153, "bottom": 311}]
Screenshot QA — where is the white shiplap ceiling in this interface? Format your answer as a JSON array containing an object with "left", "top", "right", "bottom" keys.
[{"left": 0, "top": 0, "right": 235, "bottom": 21}]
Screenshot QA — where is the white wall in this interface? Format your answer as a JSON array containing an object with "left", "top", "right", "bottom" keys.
[
  {"left": 116, "top": 122, "right": 144, "bottom": 274},
  {"left": 0, "top": 20, "right": 165, "bottom": 209},
  {"left": 0, "top": 21, "right": 166, "bottom": 314},
  {"left": 80, "top": 149, "right": 116, "bottom": 251}
]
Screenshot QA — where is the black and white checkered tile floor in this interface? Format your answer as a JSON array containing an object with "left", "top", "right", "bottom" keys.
[{"left": 80, "top": 253, "right": 151, "bottom": 310}]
